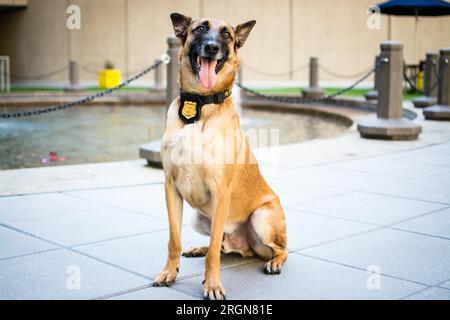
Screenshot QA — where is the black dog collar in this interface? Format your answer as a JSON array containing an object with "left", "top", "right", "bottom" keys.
[{"left": 178, "top": 89, "right": 232, "bottom": 124}]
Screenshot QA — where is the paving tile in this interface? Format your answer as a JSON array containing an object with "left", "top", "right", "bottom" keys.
[
  {"left": 0, "top": 225, "right": 57, "bottom": 259},
  {"left": 405, "top": 287, "right": 450, "bottom": 300},
  {"left": 439, "top": 279, "right": 450, "bottom": 290},
  {"left": 77, "top": 226, "right": 254, "bottom": 280},
  {"left": 273, "top": 166, "right": 407, "bottom": 190},
  {"left": 108, "top": 287, "right": 195, "bottom": 300},
  {"left": 174, "top": 254, "right": 424, "bottom": 300},
  {"left": 368, "top": 171, "right": 450, "bottom": 204},
  {"left": 424, "top": 143, "right": 450, "bottom": 154},
  {"left": 66, "top": 185, "right": 195, "bottom": 225},
  {"left": 285, "top": 209, "right": 376, "bottom": 250},
  {"left": 0, "top": 249, "right": 149, "bottom": 300},
  {"left": 301, "top": 228, "right": 450, "bottom": 286},
  {"left": 387, "top": 150, "right": 450, "bottom": 167},
  {"left": 331, "top": 157, "right": 448, "bottom": 178},
  {"left": 391, "top": 207, "right": 450, "bottom": 239},
  {"left": 290, "top": 192, "right": 446, "bottom": 225},
  {"left": 264, "top": 178, "right": 346, "bottom": 207},
  {"left": 7, "top": 207, "right": 168, "bottom": 247},
  {"left": 0, "top": 193, "right": 106, "bottom": 222}
]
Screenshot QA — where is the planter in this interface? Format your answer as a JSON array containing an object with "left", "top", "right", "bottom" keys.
[{"left": 98, "top": 69, "right": 121, "bottom": 89}]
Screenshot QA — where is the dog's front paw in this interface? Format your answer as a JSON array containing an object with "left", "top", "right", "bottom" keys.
[
  {"left": 153, "top": 269, "right": 178, "bottom": 287},
  {"left": 203, "top": 279, "right": 227, "bottom": 300},
  {"left": 264, "top": 259, "right": 283, "bottom": 274}
]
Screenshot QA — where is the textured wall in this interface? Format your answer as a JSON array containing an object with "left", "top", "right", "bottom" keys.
[{"left": 0, "top": 0, "right": 449, "bottom": 84}]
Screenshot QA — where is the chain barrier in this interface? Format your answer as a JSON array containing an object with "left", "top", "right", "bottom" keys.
[
  {"left": 429, "top": 59, "right": 447, "bottom": 93},
  {"left": 403, "top": 68, "right": 421, "bottom": 93},
  {"left": 8, "top": 66, "right": 69, "bottom": 80},
  {"left": 318, "top": 65, "right": 373, "bottom": 79},
  {"left": 244, "top": 63, "right": 309, "bottom": 77},
  {"left": 80, "top": 64, "right": 155, "bottom": 77},
  {"left": 0, "top": 55, "right": 169, "bottom": 119},
  {"left": 237, "top": 59, "right": 382, "bottom": 104},
  {"left": 80, "top": 65, "right": 100, "bottom": 75}
]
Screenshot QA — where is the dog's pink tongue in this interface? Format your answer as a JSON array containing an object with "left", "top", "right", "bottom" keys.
[{"left": 199, "top": 58, "right": 217, "bottom": 89}]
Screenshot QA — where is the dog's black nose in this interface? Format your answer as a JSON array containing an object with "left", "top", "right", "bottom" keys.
[{"left": 204, "top": 42, "right": 220, "bottom": 55}]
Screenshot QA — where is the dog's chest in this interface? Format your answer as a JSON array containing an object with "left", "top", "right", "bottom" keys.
[{"left": 163, "top": 123, "right": 223, "bottom": 208}]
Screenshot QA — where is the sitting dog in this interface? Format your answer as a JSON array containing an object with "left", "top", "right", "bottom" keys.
[{"left": 154, "top": 13, "right": 287, "bottom": 300}]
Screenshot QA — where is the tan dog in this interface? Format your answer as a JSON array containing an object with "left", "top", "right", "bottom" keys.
[{"left": 154, "top": 13, "right": 287, "bottom": 300}]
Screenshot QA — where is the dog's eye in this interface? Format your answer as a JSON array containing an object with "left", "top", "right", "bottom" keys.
[
  {"left": 195, "top": 26, "right": 205, "bottom": 33},
  {"left": 223, "top": 31, "right": 231, "bottom": 39}
]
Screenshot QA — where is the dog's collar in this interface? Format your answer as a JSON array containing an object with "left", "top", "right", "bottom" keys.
[{"left": 178, "top": 89, "right": 232, "bottom": 124}]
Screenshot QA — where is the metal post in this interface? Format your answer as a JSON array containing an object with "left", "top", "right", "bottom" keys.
[
  {"left": 238, "top": 59, "right": 243, "bottom": 86},
  {"left": 424, "top": 48, "right": 450, "bottom": 120},
  {"left": 365, "top": 55, "right": 380, "bottom": 101},
  {"left": 0, "top": 56, "right": 9, "bottom": 92},
  {"left": 5, "top": 57, "right": 10, "bottom": 92},
  {"left": 140, "top": 35, "right": 181, "bottom": 168},
  {"left": 166, "top": 35, "right": 181, "bottom": 108},
  {"left": 66, "top": 60, "right": 82, "bottom": 91},
  {"left": 154, "top": 59, "right": 162, "bottom": 89},
  {"left": 302, "top": 57, "right": 324, "bottom": 99},
  {"left": 0, "top": 59, "right": 4, "bottom": 92},
  {"left": 412, "top": 52, "right": 438, "bottom": 108},
  {"left": 358, "top": 41, "right": 421, "bottom": 140}
]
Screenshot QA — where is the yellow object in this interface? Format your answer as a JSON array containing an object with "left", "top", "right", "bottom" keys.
[
  {"left": 98, "top": 69, "right": 121, "bottom": 89},
  {"left": 181, "top": 101, "right": 198, "bottom": 119},
  {"left": 416, "top": 71, "right": 424, "bottom": 91}
]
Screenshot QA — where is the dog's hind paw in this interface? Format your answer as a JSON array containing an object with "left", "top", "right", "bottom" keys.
[
  {"left": 153, "top": 270, "right": 177, "bottom": 287},
  {"left": 182, "top": 246, "right": 209, "bottom": 257}
]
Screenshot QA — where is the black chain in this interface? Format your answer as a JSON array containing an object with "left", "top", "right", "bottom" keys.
[
  {"left": 8, "top": 66, "right": 69, "bottom": 80},
  {"left": 244, "top": 63, "right": 309, "bottom": 77},
  {"left": 0, "top": 60, "right": 163, "bottom": 119},
  {"left": 318, "top": 65, "right": 373, "bottom": 79},
  {"left": 403, "top": 68, "right": 421, "bottom": 93},
  {"left": 429, "top": 60, "right": 447, "bottom": 93},
  {"left": 237, "top": 60, "right": 380, "bottom": 104}
]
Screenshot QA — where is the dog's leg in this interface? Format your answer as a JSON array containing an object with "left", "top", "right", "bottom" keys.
[
  {"left": 203, "top": 188, "right": 230, "bottom": 300},
  {"left": 154, "top": 178, "right": 183, "bottom": 287},
  {"left": 248, "top": 200, "right": 287, "bottom": 275},
  {"left": 183, "top": 211, "right": 210, "bottom": 257}
]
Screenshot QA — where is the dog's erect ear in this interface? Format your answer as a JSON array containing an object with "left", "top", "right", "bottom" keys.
[
  {"left": 170, "top": 13, "right": 192, "bottom": 42},
  {"left": 234, "top": 20, "right": 256, "bottom": 49}
]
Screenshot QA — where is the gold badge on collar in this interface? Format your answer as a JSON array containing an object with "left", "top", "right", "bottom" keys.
[{"left": 181, "top": 100, "right": 197, "bottom": 119}]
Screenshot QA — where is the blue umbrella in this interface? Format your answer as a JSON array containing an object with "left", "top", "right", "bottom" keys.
[
  {"left": 374, "top": 0, "right": 450, "bottom": 62},
  {"left": 376, "top": 0, "right": 450, "bottom": 16}
]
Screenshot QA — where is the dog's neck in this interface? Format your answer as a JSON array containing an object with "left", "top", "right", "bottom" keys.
[{"left": 178, "top": 88, "right": 233, "bottom": 124}]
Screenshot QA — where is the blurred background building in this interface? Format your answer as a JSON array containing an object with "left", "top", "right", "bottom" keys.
[{"left": 0, "top": 0, "right": 449, "bottom": 87}]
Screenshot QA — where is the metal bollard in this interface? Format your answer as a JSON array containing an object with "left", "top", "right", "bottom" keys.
[
  {"left": 154, "top": 59, "right": 163, "bottom": 90},
  {"left": 423, "top": 48, "right": 450, "bottom": 120},
  {"left": 302, "top": 57, "right": 324, "bottom": 99},
  {"left": 0, "top": 56, "right": 10, "bottom": 92},
  {"left": 365, "top": 55, "right": 381, "bottom": 101},
  {"left": 140, "top": 36, "right": 181, "bottom": 168},
  {"left": 166, "top": 35, "right": 181, "bottom": 108},
  {"left": 358, "top": 41, "right": 422, "bottom": 140},
  {"left": 238, "top": 59, "right": 243, "bottom": 86},
  {"left": 66, "top": 60, "right": 82, "bottom": 92},
  {"left": 412, "top": 52, "right": 438, "bottom": 108}
]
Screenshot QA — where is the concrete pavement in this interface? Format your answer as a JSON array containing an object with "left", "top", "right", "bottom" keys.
[{"left": 0, "top": 106, "right": 449, "bottom": 300}]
